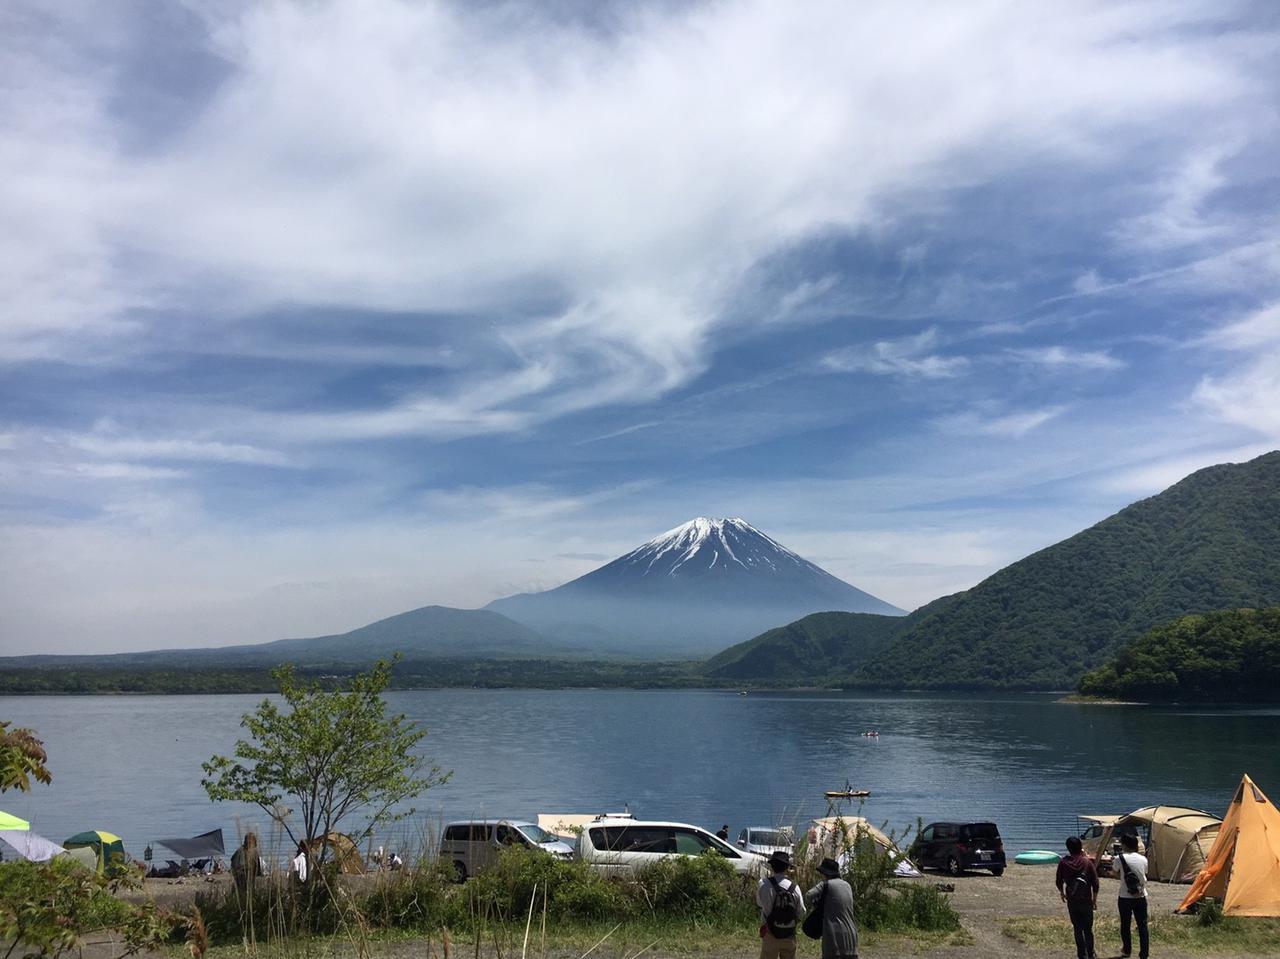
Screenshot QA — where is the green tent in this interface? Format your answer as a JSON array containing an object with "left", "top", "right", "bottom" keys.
[
  {"left": 63, "top": 830, "right": 128, "bottom": 876},
  {"left": 0, "top": 810, "right": 30, "bottom": 831}
]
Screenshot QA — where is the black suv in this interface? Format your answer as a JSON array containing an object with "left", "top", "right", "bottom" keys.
[{"left": 908, "top": 821, "right": 1005, "bottom": 876}]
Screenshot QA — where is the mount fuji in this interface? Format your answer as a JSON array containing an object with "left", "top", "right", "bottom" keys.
[{"left": 487, "top": 517, "right": 904, "bottom": 655}]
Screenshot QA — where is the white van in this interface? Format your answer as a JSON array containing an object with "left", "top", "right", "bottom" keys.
[
  {"left": 576, "top": 817, "right": 764, "bottom": 876},
  {"left": 440, "top": 820, "right": 574, "bottom": 881}
]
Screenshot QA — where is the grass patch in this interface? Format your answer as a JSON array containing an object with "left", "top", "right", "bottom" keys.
[
  {"left": 1002, "top": 912, "right": 1280, "bottom": 955},
  {"left": 181, "top": 918, "right": 972, "bottom": 959}
]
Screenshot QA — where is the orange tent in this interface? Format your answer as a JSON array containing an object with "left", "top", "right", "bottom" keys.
[{"left": 1178, "top": 775, "right": 1280, "bottom": 917}]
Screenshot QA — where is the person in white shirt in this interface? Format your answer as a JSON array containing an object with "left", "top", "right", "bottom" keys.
[
  {"left": 290, "top": 843, "right": 309, "bottom": 884},
  {"left": 755, "top": 851, "right": 806, "bottom": 959},
  {"left": 1115, "top": 833, "right": 1149, "bottom": 959}
]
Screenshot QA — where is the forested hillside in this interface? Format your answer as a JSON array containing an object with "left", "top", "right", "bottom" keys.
[
  {"left": 853, "top": 452, "right": 1280, "bottom": 688},
  {"left": 703, "top": 611, "right": 903, "bottom": 681},
  {"left": 1078, "top": 607, "right": 1280, "bottom": 701}
]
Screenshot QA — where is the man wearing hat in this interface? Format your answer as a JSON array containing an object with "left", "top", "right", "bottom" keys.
[
  {"left": 805, "top": 858, "right": 859, "bottom": 959},
  {"left": 756, "top": 850, "right": 806, "bottom": 959}
]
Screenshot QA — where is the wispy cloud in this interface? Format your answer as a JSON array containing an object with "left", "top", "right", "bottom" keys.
[
  {"left": 934, "top": 405, "right": 1069, "bottom": 438},
  {"left": 824, "top": 328, "right": 969, "bottom": 379},
  {"left": 1005, "top": 346, "right": 1125, "bottom": 370},
  {"left": 1096, "top": 443, "right": 1278, "bottom": 495},
  {"left": 3, "top": 0, "right": 1268, "bottom": 422},
  {"left": 66, "top": 462, "right": 188, "bottom": 481},
  {"left": 67, "top": 433, "right": 291, "bottom": 466},
  {"left": 1194, "top": 301, "right": 1280, "bottom": 438}
]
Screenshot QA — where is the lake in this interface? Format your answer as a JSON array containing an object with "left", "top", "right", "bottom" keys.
[{"left": 2, "top": 689, "right": 1276, "bottom": 862}]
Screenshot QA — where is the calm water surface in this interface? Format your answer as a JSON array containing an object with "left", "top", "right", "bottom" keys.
[{"left": 2, "top": 689, "right": 1276, "bottom": 859}]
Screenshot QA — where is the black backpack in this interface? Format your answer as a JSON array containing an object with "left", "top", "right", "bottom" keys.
[
  {"left": 1064, "top": 868, "right": 1093, "bottom": 903},
  {"left": 1118, "top": 853, "right": 1141, "bottom": 896},
  {"left": 766, "top": 877, "right": 800, "bottom": 939}
]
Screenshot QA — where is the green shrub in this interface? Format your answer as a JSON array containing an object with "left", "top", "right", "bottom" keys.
[
  {"left": 874, "top": 882, "right": 961, "bottom": 932},
  {"left": 634, "top": 853, "right": 753, "bottom": 923},
  {"left": 1195, "top": 898, "right": 1225, "bottom": 927},
  {"left": 468, "top": 847, "right": 634, "bottom": 924},
  {"left": 0, "top": 858, "right": 174, "bottom": 958},
  {"left": 361, "top": 859, "right": 469, "bottom": 932}
]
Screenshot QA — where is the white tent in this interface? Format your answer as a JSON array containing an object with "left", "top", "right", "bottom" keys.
[
  {"left": 809, "top": 817, "right": 922, "bottom": 878},
  {"left": 0, "top": 828, "right": 65, "bottom": 863}
]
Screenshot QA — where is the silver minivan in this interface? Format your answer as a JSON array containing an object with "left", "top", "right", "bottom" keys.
[{"left": 439, "top": 820, "right": 574, "bottom": 880}]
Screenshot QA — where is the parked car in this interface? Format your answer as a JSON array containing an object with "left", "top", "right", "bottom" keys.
[
  {"left": 908, "top": 821, "right": 1006, "bottom": 876},
  {"left": 736, "top": 827, "right": 795, "bottom": 857},
  {"left": 1079, "top": 820, "right": 1147, "bottom": 877},
  {"left": 577, "top": 817, "right": 764, "bottom": 875},
  {"left": 440, "top": 820, "right": 574, "bottom": 881}
]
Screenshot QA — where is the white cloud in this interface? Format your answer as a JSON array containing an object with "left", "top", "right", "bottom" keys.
[
  {"left": 1097, "top": 443, "right": 1277, "bottom": 495},
  {"left": 1116, "top": 143, "right": 1234, "bottom": 251},
  {"left": 769, "top": 274, "right": 840, "bottom": 323},
  {"left": 935, "top": 405, "right": 1069, "bottom": 437},
  {"left": 1006, "top": 345, "right": 1125, "bottom": 370},
  {"left": 66, "top": 462, "right": 187, "bottom": 481},
  {"left": 67, "top": 434, "right": 292, "bottom": 466},
  {"left": 1073, "top": 270, "right": 1107, "bottom": 295},
  {"left": 1212, "top": 302, "right": 1280, "bottom": 349},
  {"left": 1, "top": 0, "right": 1268, "bottom": 435},
  {"left": 1194, "top": 301, "right": 1280, "bottom": 438},
  {"left": 824, "top": 327, "right": 969, "bottom": 379},
  {"left": 1196, "top": 357, "right": 1280, "bottom": 436}
]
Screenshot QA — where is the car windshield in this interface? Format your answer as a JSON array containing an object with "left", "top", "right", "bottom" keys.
[
  {"left": 516, "top": 824, "right": 556, "bottom": 844},
  {"left": 961, "top": 823, "right": 1000, "bottom": 840},
  {"left": 749, "top": 829, "right": 792, "bottom": 845}
]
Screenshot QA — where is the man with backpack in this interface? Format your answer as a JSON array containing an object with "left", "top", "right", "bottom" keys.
[
  {"left": 1055, "top": 835, "right": 1099, "bottom": 959},
  {"left": 756, "top": 850, "right": 806, "bottom": 959},
  {"left": 1115, "top": 833, "right": 1150, "bottom": 959}
]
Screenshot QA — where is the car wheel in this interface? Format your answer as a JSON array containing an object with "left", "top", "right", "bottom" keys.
[
  {"left": 990, "top": 867, "right": 1004, "bottom": 877},
  {"left": 453, "top": 861, "right": 468, "bottom": 883},
  {"left": 946, "top": 856, "right": 962, "bottom": 877}
]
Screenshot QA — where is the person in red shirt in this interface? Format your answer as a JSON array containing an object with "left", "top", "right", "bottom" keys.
[{"left": 1056, "top": 835, "right": 1100, "bottom": 959}]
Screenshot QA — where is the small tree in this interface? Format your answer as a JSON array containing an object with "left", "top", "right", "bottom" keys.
[
  {"left": 0, "top": 721, "right": 52, "bottom": 793},
  {"left": 201, "top": 659, "right": 448, "bottom": 855}
]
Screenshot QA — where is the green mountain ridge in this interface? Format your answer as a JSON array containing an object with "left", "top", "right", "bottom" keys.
[{"left": 713, "top": 451, "right": 1280, "bottom": 689}]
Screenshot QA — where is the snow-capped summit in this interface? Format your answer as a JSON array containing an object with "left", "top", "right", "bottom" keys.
[
  {"left": 487, "top": 516, "right": 904, "bottom": 655},
  {"left": 616, "top": 517, "right": 833, "bottom": 579}
]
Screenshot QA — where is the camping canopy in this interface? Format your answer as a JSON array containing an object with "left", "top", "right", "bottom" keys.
[
  {"left": 155, "top": 829, "right": 225, "bottom": 860},
  {"left": 0, "top": 829, "right": 63, "bottom": 862},
  {"left": 809, "top": 817, "right": 921, "bottom": 877},
  {"left": 1096, "top": 806, "right": 1221, "bottom": 883},
  {"left": 302, "top": 832, "right": 366, "bottom": 874},
  {"left": 537, "top": 814, "right": 597, "bottom": 836},
  {"left": 1179, "top": 775, "right": 1280, "bottom": 917},
  {"left": 63, "top": 830, "right": 128, "bottom": 876},
  {"left": 0, "top": 810, "right": 30, "bottom": 831}
]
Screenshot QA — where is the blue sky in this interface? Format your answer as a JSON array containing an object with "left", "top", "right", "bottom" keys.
[{"left": 2, "top": 0, "right": 1279, "bottom": 654}]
